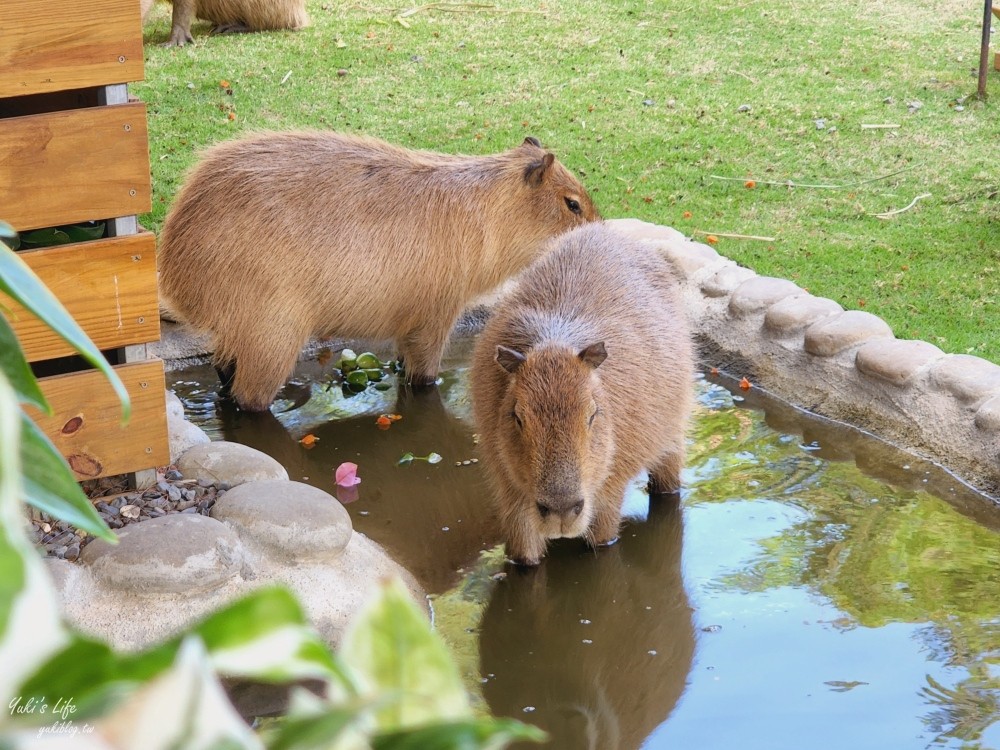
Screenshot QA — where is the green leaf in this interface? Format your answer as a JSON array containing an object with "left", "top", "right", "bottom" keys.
[
  {"left": 397, "top": 452, "right": 415, "bottom": 465},
  {"left": 371, "top": 719, "right": 547, "bottom": 750},
  {"left": 61, "top": 222, "right": 106, "bottom": 244},
  {"left": 17, "top": 587, "right": 349, "bottom": 722},
  {"left": 20, "top": 414, "right": 115, "bottom": 542},
  {"left": 0, "top": 243, "right": 130, "bottom": 422},
  {"left": 339, "top": 578, "right": 471, "bottom": 731},
  {"left": 198, "top": 586, "right": 352, "bottom": 688},
  {"left": 263, "top": 705, "right": 363, "bottom": 750},
  {"left": 0, "top": 312, "right": 48, "bottom": 412},
  {"left": 18, "top": 227, "right": 72, "bottom": 249},
  {"left": 0, "top": 221, "right": 17, "bottom": 248},
  {"left": 15, "top": 636, "right": 173, "bottom": 721}
]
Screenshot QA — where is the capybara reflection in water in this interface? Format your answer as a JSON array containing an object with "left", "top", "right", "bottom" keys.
[
  {"left": 140, "top": 0, "right": 309, "bottom": 47},
  {"left": 158, "top": 132, "right": 598, "bottom": 411},
  {"left": 471, "top": 223, "right": 694, "bottom": 565}
]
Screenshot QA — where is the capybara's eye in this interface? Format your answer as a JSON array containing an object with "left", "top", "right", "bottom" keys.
[
  {"left": 512, "top": 410, "right": 523, "bottom": 429},
  {"left": 588, "top": 408, "right": 599, "bottom": 427},
  {"left": 565, "top": 197, "right": 582, "bottom": 214}
]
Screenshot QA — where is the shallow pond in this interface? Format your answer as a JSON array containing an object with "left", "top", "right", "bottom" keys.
[{"left": 168, "top": 339, "right": 1000, "bottom": 750}]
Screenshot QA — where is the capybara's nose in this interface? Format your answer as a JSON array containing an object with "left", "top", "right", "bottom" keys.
[{"left": 537, "top": 497, "right": 584, "bottom": 520}]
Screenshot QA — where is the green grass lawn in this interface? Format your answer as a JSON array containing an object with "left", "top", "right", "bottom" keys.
[{"left": 136, "top": 0, "right": 1000, "bottom": 361}]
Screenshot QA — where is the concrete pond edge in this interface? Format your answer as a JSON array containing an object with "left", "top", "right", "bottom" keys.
[{"left": 606, "top": 217, "right": 1000, "bottom": 503}]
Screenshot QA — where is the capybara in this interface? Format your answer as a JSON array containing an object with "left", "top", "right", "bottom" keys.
[
  {"left": 140, "top": 0, "right": 308, "bottom": 47},
  {"left": 158, "top": 132, "right": 598, "bottom": 411},
  {"left": 470, "top": 223, "right": 694, "bottom": 565}
]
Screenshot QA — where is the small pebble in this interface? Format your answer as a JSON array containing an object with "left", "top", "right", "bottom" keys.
[
  {"left": 164, "top": 469, "right": 183, "bottom": 481},
  {"left": 197, "top": 478, "right": 214, "bottom": 488},
  {"left": 63, "top": 544, "right": 80, "bottom": 562},
  {"left": 737, "top": 104, "right": 751, "bottom": 112}
]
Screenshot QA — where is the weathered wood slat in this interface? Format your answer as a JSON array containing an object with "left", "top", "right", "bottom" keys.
[
  {"left": 5, "top": 233, "right": 160, "bottom": 362},
  {"left": 27, "top": 360, "right": 169, "bottom": 480},
  {"left": 0, "top": 103, "right": 151, "bottom": 231},
  {"left": 0, "top": 0, "right": 144, "bottom": 98}
]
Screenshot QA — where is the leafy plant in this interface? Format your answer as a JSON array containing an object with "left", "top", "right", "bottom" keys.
[{"left": 0, "top": 223, "right": 542, "bottom": 748}]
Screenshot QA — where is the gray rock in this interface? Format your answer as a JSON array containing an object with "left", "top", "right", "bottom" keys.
[
  {"left": 701, "top": 265, "right": 757, "bottom": 298},
  {"left": 660, "top": 240, "right": 722, "bottom": 278},
  {"left": 764, "top": 294, "right": 843, "bottom": 335},
  {"left": 177, "top": 441, "right": 288, "bottom": 487},
  {"left": 212, "top": 480, "right": 353, "bottom": 562},
  {"left": 166, "top": 390, "right": 211, "bottom": 464},
  {"left": 80, "top": 514, "right": 244, "bottom": 594},
  {"left": 855, "top": 339, "right": 945, "bottom": 387},
  {"left": 729, "top": 277, "right": 804, "bottom": 317},
  {"left": 804, "top": 311, "right": 894, "bottom": 357},
  {"left": 929, "top": 355, "right": 1000, "bottom": 404},
  {"left": 605, "top": 218, "right": 687, "bottom": 244},
  {"left": 975, "top": 395, "right": 1000, "bottom": 432}
]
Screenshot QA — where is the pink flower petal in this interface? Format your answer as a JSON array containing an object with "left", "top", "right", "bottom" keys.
[{"left": 335, "top": 462, "right": 361, "bottom": 487}]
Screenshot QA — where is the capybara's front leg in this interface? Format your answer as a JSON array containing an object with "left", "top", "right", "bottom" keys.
[
  {"left": 648, "top": 447, "right": 685, "bottom": 495},
  {"left": 588, "top": 478, "right": 628, "bottom": 549},
  {"left": 399, "top": 322, "right": 453, "bottom": 387},
  {"left": 165, "top": 0, "right": 196, "bottom": 46},
  {"left": 499, "top": 498, "right": 547, "bottom": 566}
]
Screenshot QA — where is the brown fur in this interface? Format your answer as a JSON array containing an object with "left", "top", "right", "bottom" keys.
[
  {"left": 470, "top": 223, "right": 694, "bottom": 565},
  {"left": 140, "top": 0, "right": 308, "bottom": 47},
  {"left": 158, "top": 132, "right": 598, "bottom": 411}
]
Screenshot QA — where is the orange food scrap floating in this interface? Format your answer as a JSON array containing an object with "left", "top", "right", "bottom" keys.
[
  {"left": 386, "top": 414, "right": 403, "bottom": 422},
  {"left": 706, "top": 235, "right": 719, "bottom": 245},
  {"left": 376, "top": 415, "right": 392, "bottom": 429},
  {"left": 299, "top": 434, "right": 319, "bottom": 447},
  {"left": 744, "top": 180, "right": 756, "bottom": 189},
  {"left": 739, "top": 377, "right": 752, "bottom": 391}
]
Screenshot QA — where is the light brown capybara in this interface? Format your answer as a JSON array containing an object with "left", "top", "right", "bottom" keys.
[
  {"left": 158, "top": 132, "right": 598, "bottom": 411},
  {"left": 140, "top": 0, "right": 308, "bottom": 47},
  {"left": 470, "top": 222, "right": 694, "bottom": 566}
]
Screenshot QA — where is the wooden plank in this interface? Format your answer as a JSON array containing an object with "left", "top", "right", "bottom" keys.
[
  {"left": 4, "top": 233, "right": 160, "bottom": 362},
  {"left": 0, "top": 0, "right": 144, "bottom": 98},
  {"left": 27, "top": 360, "right": 169, "bottom": 480},
  {"left": 0, "top": 103, "right": 151, "bottom": 231}
]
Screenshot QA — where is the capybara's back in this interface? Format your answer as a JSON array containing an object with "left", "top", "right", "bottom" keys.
[
  {"left": 158, "top": 132, "right": 598, "bottom": 411},
  {"left": 471, "top": 222, "right": 694, "bottom": 565}
]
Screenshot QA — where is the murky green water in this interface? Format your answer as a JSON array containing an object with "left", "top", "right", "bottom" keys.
[{"left": 168, "top": 338, "right": 1000, "bottom": 750}]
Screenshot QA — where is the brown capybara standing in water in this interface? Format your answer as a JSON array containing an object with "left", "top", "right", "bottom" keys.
[
  {"left": 140, "top": 0, "right": 308, "bottom": 47},
  {"left": 471, "top": 223, "right": 694, "bottom": 566},
  {"left": 157, "top": 132, "right": 598, "bottom": 411}
]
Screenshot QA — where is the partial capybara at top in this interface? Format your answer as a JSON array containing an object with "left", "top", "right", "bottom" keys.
[
  {"left": 471, "top": 223, "right": 694, "bottom": 566},
  {"left": 140, "top": 0, "right": 308, "bottom": 47},
  {"left": 157, "top": 132, "right": 599, "bottom": 411}
]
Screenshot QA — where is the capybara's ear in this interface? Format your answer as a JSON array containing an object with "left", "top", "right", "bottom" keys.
[
  {"left": 522, "top": 136, "right": 542, "bottom": 148},
  {"left": 496, "top": 345, "right": 527, "bottom": 373},
  {"left": 578, "top": 342, "right": 608, "bottom": 369},
  {"left": 523, "top": 153, "right": 555, "bottom": 186}
]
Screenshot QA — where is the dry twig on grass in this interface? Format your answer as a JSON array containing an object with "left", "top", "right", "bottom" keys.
[
  {"left": 692, "top": 230, "right": 777, "bottom": 242},
  {"left": 396, "top": 2, "right": 546, "bottom": 17},
  {"left": 873, "top": 193, "right": 931, "bottom": 219},
  {"left": 709, "top": 165, "right": 915, "bottom": 191}
]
